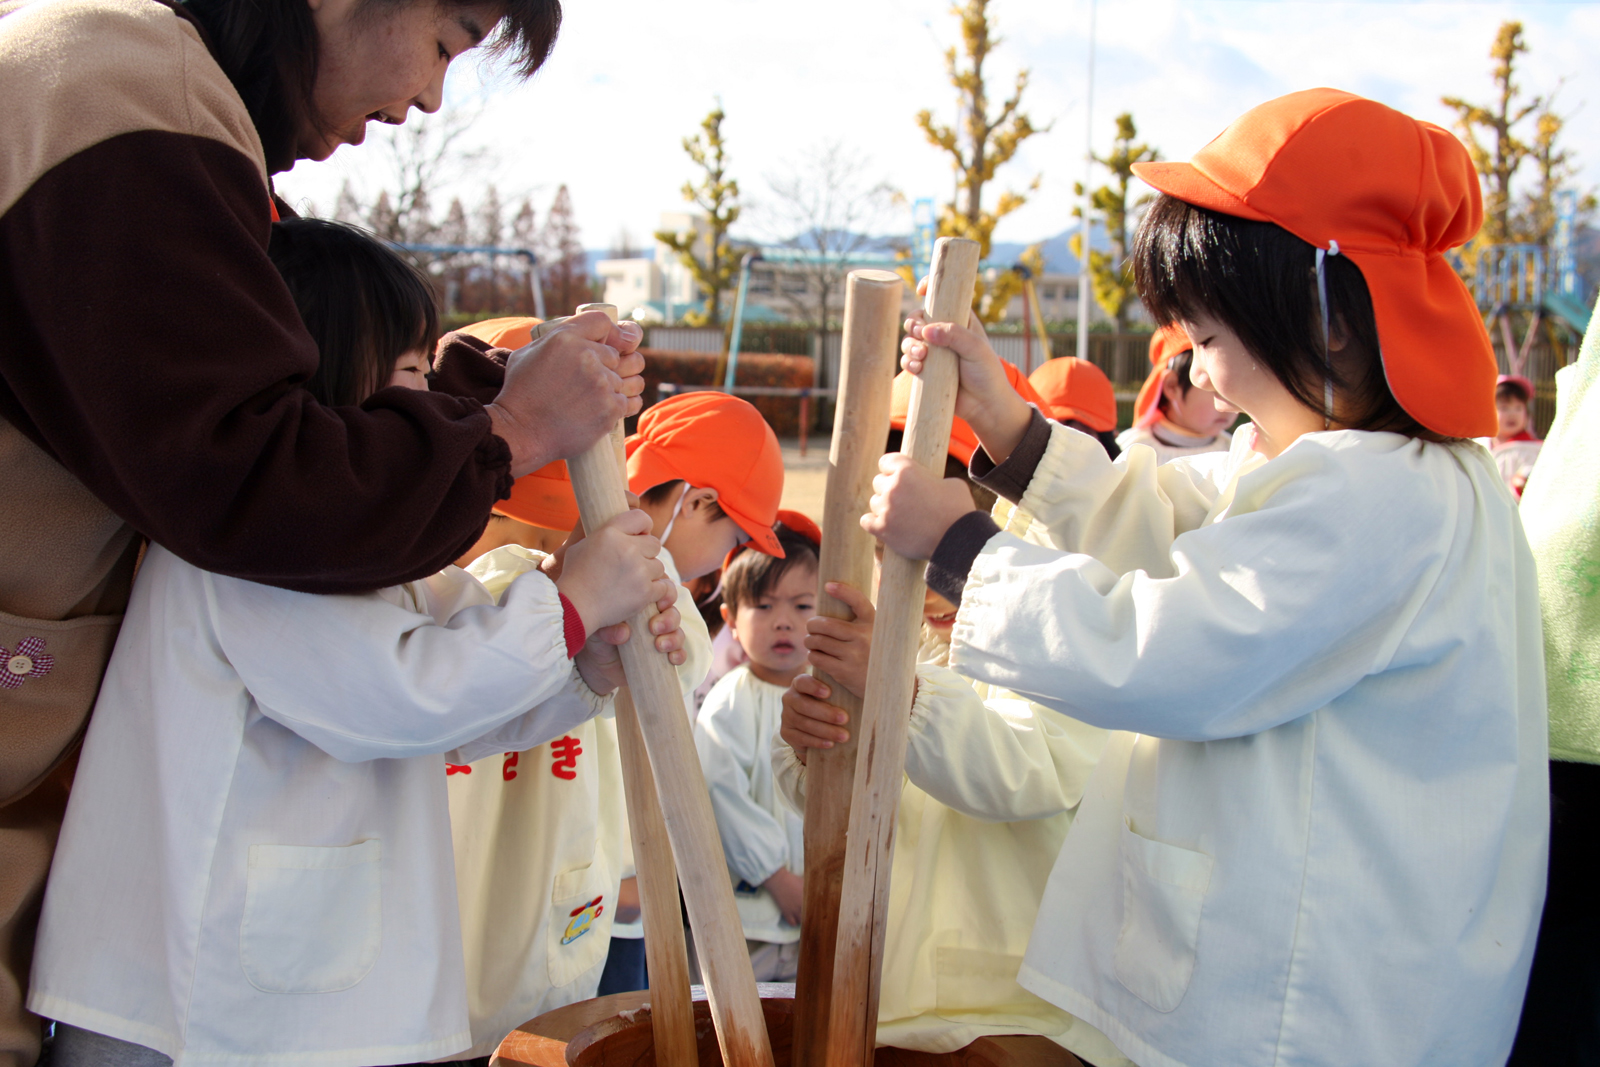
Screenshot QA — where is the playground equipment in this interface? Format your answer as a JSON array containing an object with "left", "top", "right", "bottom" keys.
[{"left": 1472, "top": 189, "right": 1592, "bottom": 378}]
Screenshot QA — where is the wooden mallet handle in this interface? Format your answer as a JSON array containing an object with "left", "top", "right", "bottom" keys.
[
  {"left": 563, "top": 304, "right": 776, "bottom": 1067},
  {"left": 791, "top": 269, "right": 903, "bottom": 1067},
  {"left": 822, "top": 239, "right": 981, "bottom": 1067}
]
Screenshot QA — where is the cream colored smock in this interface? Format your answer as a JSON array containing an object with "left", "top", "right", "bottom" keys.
[
  {"left": 696, "top": 665, "right": 806, "bottom": 944},
  {"left": 774, "top": 628, "right": 1127, "bottom": 1065},
  {"left": 447, "top": 547, "right": 710, "bottom": 1056},
  {"left": 29, "top": 545, "right": 606, "bottom": 1067},
  {"left": 950, "top": 422, "right": 1548, "bottom": 1067}
]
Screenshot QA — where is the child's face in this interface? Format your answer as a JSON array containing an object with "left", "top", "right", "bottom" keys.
[
  {"left": 724, "top": 563, "right": 817, "bottom": 687},
  {"left": 1162, "top": 368, "right": 1237, "bottom": 438},
  {"left": 923, "top": 586, "right": 959, "bottom": 637},
  {"left": 388, "top": 349, "right": 432, "bottom": 392},
  {"left": 1496, "top": 395, "right": 1528, "bottom": 438},
  {"left": 664, "top": 495, "right": 747, "bottom": 582}
]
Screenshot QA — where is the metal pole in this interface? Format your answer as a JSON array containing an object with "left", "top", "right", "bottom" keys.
[
  {"left": 1075, "top": 0, "right": 1097, "bottom": 363},
  {"left": 723, "top": 252, "right": 759, "bottom": 392},
  {"left": 527, "top": 254, "right": 546, "bottom": 320}
]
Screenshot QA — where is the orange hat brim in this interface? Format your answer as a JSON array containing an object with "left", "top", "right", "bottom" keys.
[
  {"left": 1132, "top": 161, "right": 1274, "bottom": 225},
  {"left": 495, "top": 461, "right": 578, "bottom": 530},
  {"left": 1133, "top": 360, "right": 1171, "bottom": 428},
  {"left": 1347, "top": 249, "right": 1498, "bottom": 438},
  {"left": 627, "top": 445, "right": 785, "bottom": 558}
]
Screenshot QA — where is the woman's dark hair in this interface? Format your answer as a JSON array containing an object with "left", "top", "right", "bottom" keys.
[
  {"left": 1133, "top": 194, "right": 1445, "bottom": 441},
  {"left": 721, "top": 522, "right": 819, "bottom": 615},
  {"left": 182, "top": 0, "right": 562, "bottom": 173},
  {"left": 639, "top": 480, "right": 728, "bottom": 523},
  {"left": 885, "top": 429, "right": 998, "bottom": 513},
  {"left": 267, "top": 218, "right": 439, "bottom": 406}
]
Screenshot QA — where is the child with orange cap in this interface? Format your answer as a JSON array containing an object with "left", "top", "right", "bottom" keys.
[
  {"left": 1029, "top": 355, "right": 1122, "bottom": 459},
  {"left": 773, "top": 368, "right": 1129, "bottom": 1063},
  {"left": 1114, "top": 325, "right": 1236, "bottom": 463},
  {"left": 29, "top": 222, "right": 685, "bottom": 1067},
  {"left": 867, "top": 89, "right": 1546, "bottom": 1067},
  {"left": 693, "top": 515, "right": 820, "bottom": 982}
]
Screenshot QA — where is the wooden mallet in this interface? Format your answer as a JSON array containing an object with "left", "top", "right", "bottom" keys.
[
  {"left": 560, "top": 303, "right": 775, "bottom": 1067},
  {"left": 821, "top": 239, "right": 981, "bottom": 1067},
  {"left": 790, "top": 269, "right": 904, "bottom": 1067}
]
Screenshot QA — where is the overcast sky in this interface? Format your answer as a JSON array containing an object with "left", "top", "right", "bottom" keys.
[{"left": 275, "top": 0, "right": 1600, "bottom": 251}]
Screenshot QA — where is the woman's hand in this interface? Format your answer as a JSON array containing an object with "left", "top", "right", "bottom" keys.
[
  {"left": 488, "top": 311, "right": 646, "bottom": 477},
  {"left": 557, "top": 509, "right": 668, "bottom": 632},
  {"left": 902, "top": 301, "right": 1032, "bottom": 464},
  {"left": 861, "top": 455, "right": 978, "bottom": 562},
  {"left": 780, "top": 674, "right": 851, "bottom": 764},
  {"left": 804, "top": 581, "right": 875, "bottom": 699}
]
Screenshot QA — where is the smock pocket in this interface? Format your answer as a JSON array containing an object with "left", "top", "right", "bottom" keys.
[
  {"left": 547, "top": 861, "right": 613, "bottom": 988},
  {"left": 1113, "top": 821, "right": 1212, "bottom": 1013},
  {"left": 241, "top": 840, "right": 381, "bottom": 994}
]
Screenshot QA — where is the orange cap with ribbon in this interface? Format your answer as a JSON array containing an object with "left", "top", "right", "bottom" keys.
[
  {"left": 460, "top": 316, "right": 543, "bottom": 351},
  {"left": 1132, "top": 325, "right": 1194, "bottom": 429},
  {"left": 1130, "top": 87, "right": 1496, "bottom": 438},
  {"left": 1029, "top": 357, "right": 1118, "bottom": 433},
  {"left": 890, "top": 359, "right": 1046, "bottom": 465},
  {"left": 626, "top": 392, "right": 786, "bottom": 557},
  {"left": 720, "top": 509, "right": 821, "bottom": 576}
]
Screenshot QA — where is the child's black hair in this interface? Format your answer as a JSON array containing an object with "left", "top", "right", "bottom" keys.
[
  {"left": 267, "top": 217, "right": 439, "bottom": 407},
  {"left": 1133, "top": 195, "right": 1445, "bottom": 442},
  {"left": 1496, "top": 379, "right": 1531, "bottom": 405},
  {"left": 884, "top": 429, "right": 998, "bottom": 513},
  {"left": 721, "top": 521, "right": 819, "bottom": 615},
  {"left": 639, "top": 480, "right": 729, "bottom": 523},
  {"left": 1158, "top": 349, "right": 1199, "bottom": 412}
]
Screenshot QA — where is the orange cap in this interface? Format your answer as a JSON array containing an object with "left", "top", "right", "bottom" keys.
[
  {"left": 626, "top": 392, "right": 785, "bottom": 557},
  {"left": 1133, "top": 325, "right": 1194, "bottom": 428},
  {"left": 460, "top": 316, "right": 542, "bottom": 350},
  {"left": 1029, "top": 357, "right": 1117, "bottom": 433},
  {"left": 890, "top": 360, "right": 1046, "bottom": 465},
  {"left": 1130, "top": 88, "right": 1496, "bottom": 438},
  {"left": 719, "top": 509, "right": 821, "bottom": 576},
  {"left": 494, "top": 461, "right": 578, "bottom": 531}
]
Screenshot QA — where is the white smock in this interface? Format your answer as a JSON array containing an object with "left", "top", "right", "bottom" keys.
[
  {"left": 28, "top": 544, "right": 605, "bottom": 1067},
  {"left": 1114, "top": 420, "right": 1231, "bottom": 465},
  {"left": 948, "top": 421, "right": 1548, "bottom": 1067},
  {"left": 447, "top": 546, "right": 711, "bottom": 1056},
  {"left": 696, "top": 665, "right": 805, "bottom": 944},
  {"left": 774, "top": 625, "right": 1128, "bottom": 1065}
]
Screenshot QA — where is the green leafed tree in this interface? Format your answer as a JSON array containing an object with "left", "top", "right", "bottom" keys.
[
  {"left": 1071, "top": 112, "right": 1158, "bottom": 332},
  {"left": 655, "top": 104, "right": 743, "bottom": 326},
  {"left": 915, "top": 0, "right": 1047, "bottom": 323}
]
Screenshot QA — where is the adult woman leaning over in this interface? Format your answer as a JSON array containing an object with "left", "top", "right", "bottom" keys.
[{"left": 0, "top": 1, "right": 633, "bottom": 1064}]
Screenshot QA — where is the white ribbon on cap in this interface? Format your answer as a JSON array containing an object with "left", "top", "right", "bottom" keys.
[
  {"left": 658, "top": 481, "right": 694, "bottom": 544},
  {"left": 1315, "top": 239, "right": 1341, "bottom": 429}
]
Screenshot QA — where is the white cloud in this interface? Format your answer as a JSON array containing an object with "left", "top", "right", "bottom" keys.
[{"left": 276, "top": 0, "right": 1600, "bottom": 250}]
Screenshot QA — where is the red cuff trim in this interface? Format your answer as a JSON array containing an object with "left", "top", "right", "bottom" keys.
[{"left": 558, "top": 593, "right": 587, "bottom": 658}]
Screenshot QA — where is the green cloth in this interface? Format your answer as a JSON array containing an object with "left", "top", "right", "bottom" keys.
[{"left": 1520, "top": 310, "right": 1600, "bottom": 765}]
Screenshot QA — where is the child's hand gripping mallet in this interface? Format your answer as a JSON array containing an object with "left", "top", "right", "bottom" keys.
[
  {"left": 790, "top": 269, "right": 903, "bottom": 1067},
  {"left": 823, "top": 239, "right": 980, "bottom": 1067},
  {"left": 562, "top": 304, "right": 776, "bottom": 1067}
]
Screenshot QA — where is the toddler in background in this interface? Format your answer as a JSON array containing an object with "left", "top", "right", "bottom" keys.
[
  {"left": 1028, "top": 355, "right": 1122, "bottom": 459},
  {"left": 1115, "top": 325, "right": 1235, "bottom": 462},
  {"left": 695, "top": 515, "right": 821, "bottom": 983},
  {"left": 29, "top": 220, "right": 681, "bottom": 1067},
  {"left": 1488, "top": 374, "right": 1542, "bottom": 496}
]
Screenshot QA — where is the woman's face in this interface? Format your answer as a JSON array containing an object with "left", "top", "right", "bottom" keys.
[{"left": 302, "top": 0, "right": 501, "bottom": 161}]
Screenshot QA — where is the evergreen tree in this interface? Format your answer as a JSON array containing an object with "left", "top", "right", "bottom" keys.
[
  {"left": 655, "top": 104, "right": 743, "bottom": 326},
  {"left": 915, "top": 0, "right": 1046, "bottom": 323},
  {"left": 1071, "top": 113, "right": 1158, "bottom": 332}
]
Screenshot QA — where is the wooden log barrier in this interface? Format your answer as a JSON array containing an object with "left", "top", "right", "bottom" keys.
[
  {"left": 821, "top": 240, "right": 981, "bottom": 1067},
  {"left": 791, "top": 269, "right": 904, "bottom": 1067},
  {"left": 562, "top": 303, "right": 775, "bottom": 1067}
]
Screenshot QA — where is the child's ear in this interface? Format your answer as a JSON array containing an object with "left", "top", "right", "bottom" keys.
[
  {"left": 720, "top": 602, "right": 731, "bottom": 625},
  {"left": 690, "top": 486, "right": 722, "bottom": 513}
]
